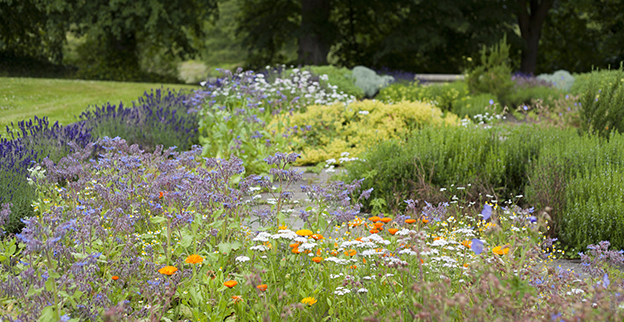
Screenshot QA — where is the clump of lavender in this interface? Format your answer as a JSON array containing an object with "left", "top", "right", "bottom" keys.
[
  {"left": 79, "top": 88, "right": 197, "bottom": 152},
  {"left": 0, "top": 116, "right": 92, "bottom": 234}
]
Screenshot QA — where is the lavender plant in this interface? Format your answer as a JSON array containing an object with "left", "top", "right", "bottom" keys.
[
  {"left": 0, "top": 117, "right": 92, "bottom": 233},
  {"left": 78, "top": 87, "right": 198, "bottom": 152}
]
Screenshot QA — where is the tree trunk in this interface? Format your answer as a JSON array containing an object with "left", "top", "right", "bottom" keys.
[
  {"left": 298, "top": 0, "right": 331, "bottom": 65},
  {"left": 516, "top": 0, "right": 555, "bottom": 75}
]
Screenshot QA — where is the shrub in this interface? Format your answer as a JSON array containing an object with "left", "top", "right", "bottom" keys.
[
  {"left": 537, "top": 70, "right": 575, "bottom": 92},
  {"left": 344, "top": 124, "right": 568, "bottom": 215},
  {"left": 466, "top": 36, "right": 514, "bottom": 104},
  {"left": 506, "top": 84, "right": 564, "bottom": 109},
  {"left": 377, "top": 81, "right": 470, "bottom": 113},
  {"left": 574, "top": 67, "right": 624, "bottom": 138},
  {"left": 526, "top": 132, "right": 624, "bottom": 250},
  {"left": 0, "top": 117, "right": 92, "bottom": 233},
  {"left": 305, "top": 65, "right": 365, "bottom": 99},
  {"left": 78, "top": 88, "right": 198, "bottom": 152},
  {"left": 275, "top": 100, "right": 460, "bottom": 165},
  {"left": 352, "top": 66, "right": 394, "bottom": 98}
]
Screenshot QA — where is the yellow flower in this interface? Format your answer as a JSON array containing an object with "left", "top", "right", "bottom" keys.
[
  {"left": 296, "top": 229, "right": 313, "bottom": 237},
  {"left": 301, "top": 297, "right": 317, "bottom": 306},
  {"left": 492, "top": 246, "right": 509, "bottom": 255},
  {"left": 185, "top": 254, "right": 204, "bottom": 264},
  {"left": 158, "top": 266, "right": 178, "bottom": 275}
]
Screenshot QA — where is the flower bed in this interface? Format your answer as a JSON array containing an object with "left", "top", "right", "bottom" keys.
[{"left": 2, "top": 68, "right": 624, "bottom": 320}]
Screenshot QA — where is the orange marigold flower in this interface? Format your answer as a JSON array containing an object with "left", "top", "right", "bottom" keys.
[
  {"left": 388, "top": 228, "right": 399, "bottom": 235},
  {"left": 355, "top": 237, "right": 363, "bottom": 242},
  {"left": 224, "top": 280, "right": 238, "bottom": 288},
  {"left": 159, "top": 191, "right": 164, "bottom": 199},
  {"left": 231, "top": 295, "right": 243, "bottom": 303},
  {"left": 311, "top": 234, "right": 324, "bottom": 240},
  {"left": 461, "top": 240, "right": 471, "bottom": 248},
  {"left": 296, "top": 229, "right": 313, "bottom": 236},
  {"left": 433, "top": 236, "right": 442, "bottom": 241},
  {"left": 257, "top": 284, "right": 268, "bottom": 291},
  {"left": 422, "top": 218, "right": 429, "bottom": 224},
  {"left": 316, "top": 249, "right": 322, "bottom": 256},
  {"left": 463, "top": 263, "right": 469, "bottom": 267},
  {"left": 331, "top": 250, "right": 338, "bottom": 256},
  {"left": 349, "top": 265, "right": 357, "bottom": 269},
  {"left": 370, "top": 229, "right": 379, "bottom": 234},
  {"left": 363, "top": 258, "right": 367, "bottom": 264},
  {"left": 312, "top": 256, "right": 323, "bottom": 263},
  {"left": 289, "top": 243, "right": 300, "bottom": 248},
  {"left": 112, "top": 276, "right": 119, "bottom": 281},
  {"left": 405, "top": 219, "right": 417, "bottom": 224},
  {"left": 380, "top": 217, "right": 392, "bottom": 223},
  {"left": 369, "top": 216, "right": 381, "bottom": 223},
  {"left": 374, "top": 222, "right": 384, "bottom": 229},
  {"left": 492, "top": 246, "right": 510, "bottom": 255},
  {"left": 185, "top": 254, "right": 204, "bottom": 264},
  {"left": 291, "top": 247, "right": 301, "bottom": 254},
  {"left": 158, "top": 266, "right": 178, "bottom": 276},
  {"left": 345, "top": 249, "right": 356, "bottom": 256},
  {"left": 420, "top": 258, "right": 424, "bottom": 264}
]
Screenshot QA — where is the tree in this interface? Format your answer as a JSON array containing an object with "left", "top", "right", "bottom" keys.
[
  {"left": 237, "top": 0, "right": 520, "bottom": 73},
  {"left": 0, "top": 0, "right": 71, "bottom": 63},
  {"left": 537, "top": 0, "right": 624, "bottom": 73},
  {"left": 68, "top": 0, "right": 218, "bottom": 80},
  {"left": 515, "top": 0, "right": 556, "bottom": 74}
]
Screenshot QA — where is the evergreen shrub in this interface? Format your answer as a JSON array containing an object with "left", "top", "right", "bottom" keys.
[{"left": 573, "top": 67, "right": 624, "bottom": 138}]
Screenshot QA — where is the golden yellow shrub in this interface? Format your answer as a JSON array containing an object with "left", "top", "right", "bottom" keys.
[{"left": 271, "top": 100, "right": 460, "bottom": 165}]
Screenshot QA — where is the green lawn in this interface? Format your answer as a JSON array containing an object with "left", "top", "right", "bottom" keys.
[{"left": 0, "top": 77, "right": 199, "bottom": 132}]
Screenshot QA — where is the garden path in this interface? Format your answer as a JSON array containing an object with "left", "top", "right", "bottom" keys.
[{"left": 245, "top": 166, "right": 593, "bottom": 281}]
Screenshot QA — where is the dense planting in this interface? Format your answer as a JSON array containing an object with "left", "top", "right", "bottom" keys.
[{"left": 2, "top": 64, "right": 624, "bottom": 320}]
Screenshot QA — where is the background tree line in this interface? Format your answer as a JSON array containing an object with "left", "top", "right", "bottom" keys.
[{"left": 1, "top": 0, "right": 622, "bottom": 82}]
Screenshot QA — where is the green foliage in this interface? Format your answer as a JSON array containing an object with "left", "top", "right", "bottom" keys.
[
  {"left": 575, "top": 68, "right": 624, "bottom": 138},
  {"left": 352, "top": 66, "right": 394, "bottom": 98},
  {"left": 512, "top": 94, "right": 582, "bottom": 129},
  {"left": 506, "top": 85, "right": 564, "bottom": 109},
  {"left": 276, "top": 100, "right": 459, "bottom": 165},
  {"left": 344, "top": 124, "right": 567, "bottom": 214},
  {"left": 305, "top": 65, "right": 365, "bottom": 99},
  {"left": 237, "top": 0, "right": 519, "bottom": 73},
  {"left": 536, "top": 0, "right": 624, "bottom": 74},
  {"left": 537, "top": 70, "right": 575, "bottom": 92},
  {"left": 467, "top": 36, "right": 514, "bottom": 104},
  {"left": 377, "top": 81, "right": 469, "bottom": 113},
  {"left": 452, "top": 94, "right": 501, "bottom": 119},
  {"left": 525, "top": 132, "right": 624, "bottom": 251},
  {"left": 0, "top": 0, "right": 70, "bottom": 64}
]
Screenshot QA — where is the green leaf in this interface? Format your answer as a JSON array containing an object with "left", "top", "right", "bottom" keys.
[
  {"left": 45, "top": 280, "right": 55, "bottom": 292},
  {"left": 48, "top": 270, "right": 61, "bottom": 279},
  {"left": 26, "top": 286, "right": 43, "bottom": 297},
  {"left": 218, "top": 242, "right": 231, "bottom": 254},
  {"left": 180, "top": 233, "right": 193, "bottom": 248},
  {"left": 38, "top": 306, "right": 56, "bottom": 322},
  {"left": 150, "top": 216, "right": 166, "bottom": 224}
]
